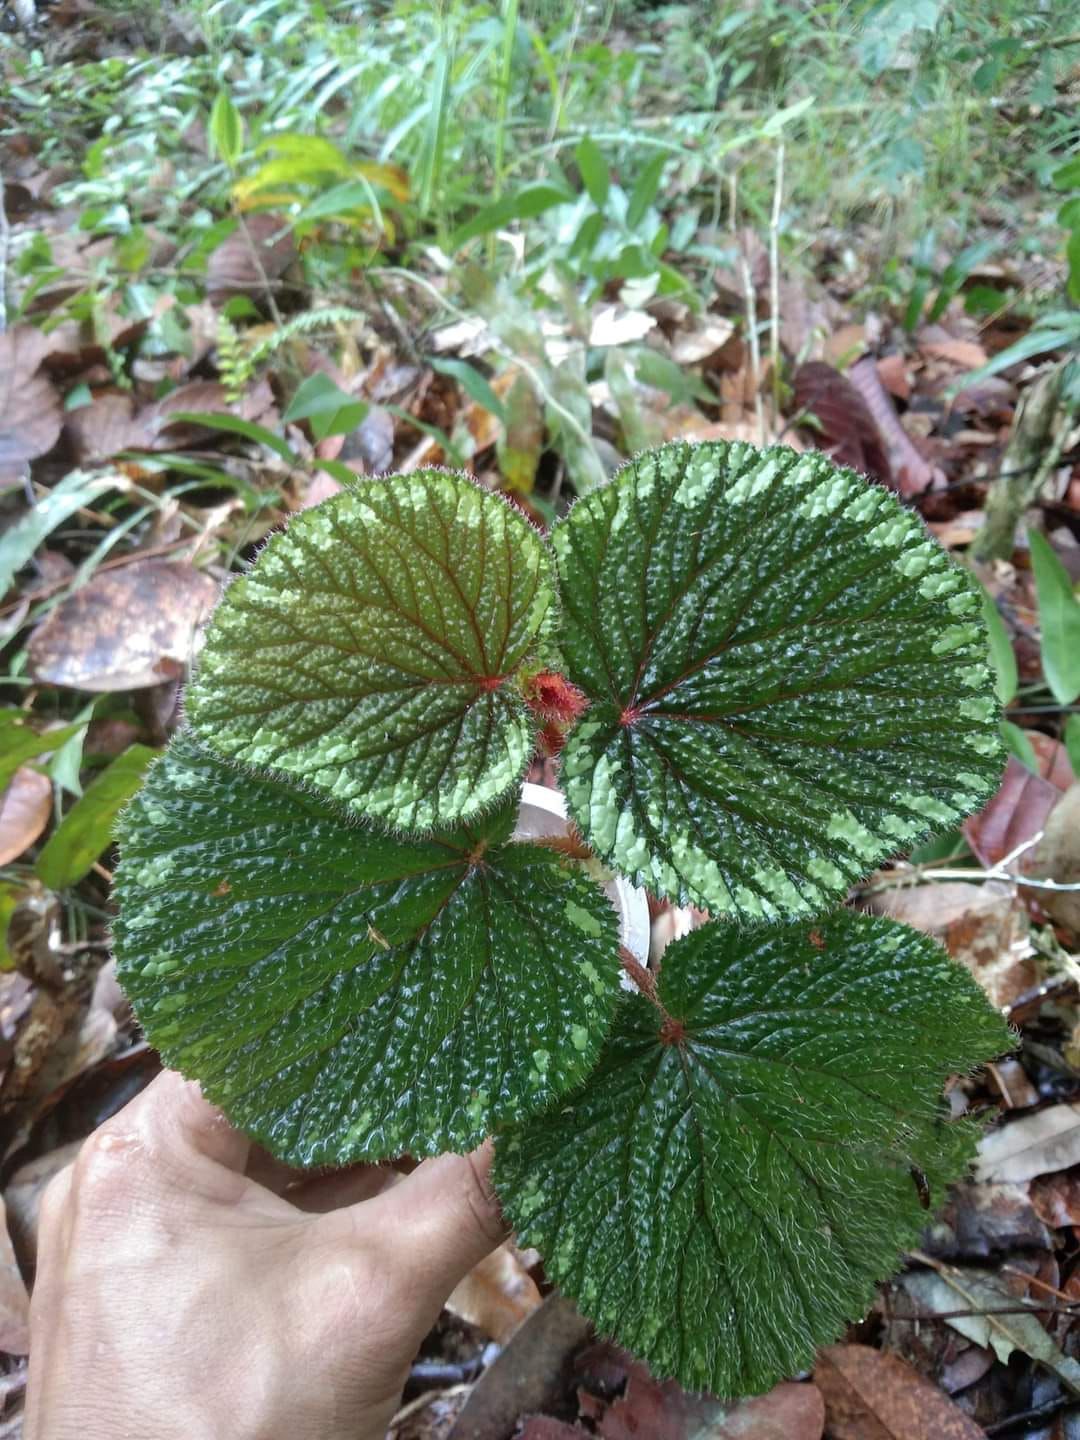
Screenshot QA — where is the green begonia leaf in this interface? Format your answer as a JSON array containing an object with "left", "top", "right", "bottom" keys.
[
  {"left": 495, "top": 910, "right": 1010, "bottom": 1398},
  {"left": 553, "top": 442, "right": 1003, "bottom": 919},
  {"left": 187, "top": 471, "right": 552, "bottom": 831},
  {"left": 113, "top": 734, "right": 620, "bottom": 1164}
]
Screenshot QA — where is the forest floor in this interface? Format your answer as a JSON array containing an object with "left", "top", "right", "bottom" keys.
[{"left": 2, "top": 2, "right": 1080, "bottom": 1437}]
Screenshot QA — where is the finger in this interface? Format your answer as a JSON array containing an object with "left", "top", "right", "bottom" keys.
[
  {"left": 85, "top": 1069, "right": 252, "bottom": 1180},
  {"left": 354, "top": 1141, "right": 506, "bottom": 1299}
]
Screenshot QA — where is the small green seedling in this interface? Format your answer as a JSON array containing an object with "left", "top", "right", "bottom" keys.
[{"left": 114, "top": 440, "right": 1009, "bottom": 1398}]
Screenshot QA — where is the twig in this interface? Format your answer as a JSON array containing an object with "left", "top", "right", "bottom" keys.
[
  {"left": 862, "top": 830, "right": 1080, "bottom": 895},
  {"left": 0, "top": 166, "right": 9, "bottom": 335},
  {"left": 731, "top": 172, "right": 765, "bottom": 444},
  {"left": 236, "top": 213, "right": 284, "bottom": 328},
  {"left": 768, "top": 144, "right": 784, "bottom": 431}
]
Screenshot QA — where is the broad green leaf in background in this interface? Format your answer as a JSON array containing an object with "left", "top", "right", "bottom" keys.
[
  {"left": 627, "top": 153, "right": 666, "bottom": 231},
  {"left": 450, "top": 181, "right": 573, "bottom": 250},
  {"left": 496, "top": 911, "right": 1009, "bottom": 1397},
  {"left": 187, "top": 471, "right": 553, "bottom": 830},
  {"left": 1066, "top": 714, "right": 1080, "bottom": 777},
  {"left": 36, "top": 744, "right": 159, "bottom": 890},
  {"left": 114, "top": 735, "right": 620, "bottom": 1164},
  {"left": 980, "top": 588, "right": 1018, "bottom": 705},
  {"left": 1029, "top": 530, "right": 1080, "bottom": 706},
  {"left": 553, "top": 442, "right": 1003, "bottom": 920},
  {"left": 282, "top": 374, "right": 368, "bottom": 441},
  {"left": 0, "top": 711, "right": 86, "bottom": 793},
  {"left": 575, "top": 136, "right": 610, "bottom": 210},
  {"left": 208, "top": 90, "right": 244, "bottom": 168},
  {"left": 1000, "top": 719, "right": 1038, "bottom": 772},
  {"left": 429, "top": 357, "right": 508, "bottom": 425},
  {"left": 0, "top": 882, "right": 24, "bottom": 972}
]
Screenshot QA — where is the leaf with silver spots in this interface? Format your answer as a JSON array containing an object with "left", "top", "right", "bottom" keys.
[
  {"left": 494, "top": 911, "right": 1010, "bottom": 1398},
  {"left": 553, "top": 441, "right": 1004, "bottom": 919},
  {"left": 113, "top": 734, "right": 620, "bottom": 1164},
  {"left": 187, "top": 471, "right": 553, "bottom": 831}
]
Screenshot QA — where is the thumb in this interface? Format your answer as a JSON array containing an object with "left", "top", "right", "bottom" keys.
[{"left": 362, "top": 1141, "right": 507, "bottom": 1300}]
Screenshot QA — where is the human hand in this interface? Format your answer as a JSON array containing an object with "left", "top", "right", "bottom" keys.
[{"left": 26, "top": 1070, "right": 506, "bottom": 1440}]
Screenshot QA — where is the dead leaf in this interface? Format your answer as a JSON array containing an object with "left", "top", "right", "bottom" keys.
[
  {"left": 669, "top": 316, "right": 737, "bottom": 366},
  {"left": 519, "top": 1422, "right": 584, "bottom": 1439},
  {"left": 207, "top": 213, "right": 297, "bottom": 301},
  {"left": 449, "top": 1295, "right": 592, "bottom": 1440},
  {"left": 814, "top": 1343, "right": 985, "bottom": 1439},
  {"left": 920, "top": 336, "right": 989, "bottom": 371},
  {"left": 848, "top": 357, "right": 941, "bottom": 495},
  {"left": 0, "top": 1198, "right": 29, "bottom": 1355},
  {"left": 1027, "top": 784, "right": 1080, "bottom": 936},
  {"left": 901, "top": 1262, "right": 1080, "bottom": 1396},
  {"left": 792, "top": 361, "right": 891, "bottom": 482},
  {"left": 964, "top": 757, "right": 1062, "bottom": 869},
  {"left": 0, "top": 771, "right": 52, "bottom": 867},
  {"left": 977, "top": 1103, "right": 1080, "bottom": 1185},
  {"left": 4, "top": 1138, "right": 81, "bottom": 1271},
  {"left": 446, "top": 1242, "right": 542, "bottom": 1344},
  {"left": 28, "top": 560, "right": 219, "bottom": 691},
  {"left": 65, "top": 379, "right": 277, "bottom": 463},
  {"left": 0, "top": 327, "right": 63, "bottom": 467},
  {"left": 1030, "top": 1167, "right": 1080, "bottom": 1229},
  {"left": 588, "top": 306, "right": 656, "bottom": 347},
  {"left": 876, "top": 353, "right": 911, "bottom": 402},
  {"left": 868, "top": 882, "right": 1033, "bottom": 1009}
]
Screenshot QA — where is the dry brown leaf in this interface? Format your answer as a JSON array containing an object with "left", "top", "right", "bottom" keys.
[
  {"left": 669, "top": 315, "right": 737, "bottom": 366},
  {"left": 445, "top": 1242, "right": 542, "bottom": 1344},
  {"left": 814, "top": 1344, "right": 985, "bottom": 1440},
  {"left": 64, "top": 393, "right": 143, "bottom": 464},
  {"left": 5, "top": 1139, "right": 81, "bottom": 1271},
  {"left": 0, "top": 327, "right": 63, "bottom": 467},
  {"left": 0, "top": 770, "right": 52, "bottom": 867},
  {"left": 868, "top": 882, "right": 1033, "bottom": 1009},
  {"left": 964, "top": 757, "right": 1061, "bottom": 870},
  {"left": 793, "top": 361, "right": 891, "bottom": 482},
  {"left": 1028, "top": 784, "right": 1080, "bottom": 935},
  {"left": 920, "top": 336, "right": 989, "bottom": 370},
  {"left": 0, "top": 1198, "right": 29, "bottom": 1356},
  {"left": 28, "top": 560, "right": 219, "bottom": 691},
  {"left": 977, "top": 1103, "right": 1080, "bottom": 1184},
  {"left": 588, "top": 305, "right": 656, "bottom": 347},
  {"left": 848, "top": 357, "right": 941, "bottom": 495},
  {"left": 1030, "top": 1168, "right": 1080, "bottom": 1229},
  {"left": 207, "top": 212, "right": 297, "bottom": 300},
  {"left": 876, "top": 353, "right": 911, "bottom": 401}
]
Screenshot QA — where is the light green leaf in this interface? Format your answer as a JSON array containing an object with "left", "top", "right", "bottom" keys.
[
  {"left": 114, "top": 735, "right": 621, "bottom": 1164},
  {"left": 1029, "top": 529, "right": 1080, "bottom": 705},
  {"left": 36, "top": 744, "right": 159, "bottom": 890},
  {"left": 282, "top": 374, "right": 368, "bottom": 441},
  {"left": 980, "top": 588, "right": 1018, "bottom": 705},
  {"left": 575, "top": 136, "right": 610, "bottom": 211},
  {"left": 553, "top": 442, "right": 1003, "bottom": 920},
  {"left": 209, "top": 90, "right": 244, "bottom": 169},
  {"left": 187, "top": 471, "right": 553, "bottom": 831},
  {"left": 0, "top": 471, "right": 121, "bottom": 596},
  {"left": 0, "top": 712, "right": 86, "bottom": 794},
  {"left": 496, "top": 910, "right": 1009, "bottom": 1398},
  {"left": 627, "top": 153, "right": 666, "bottom": 231}
]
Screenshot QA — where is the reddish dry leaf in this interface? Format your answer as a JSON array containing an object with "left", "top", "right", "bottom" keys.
[
  {"left": 28, "top": 560, "right": 219, "bottom": 692},
  {"left": 445, "top": 1242, "right": 542, "bottom": 1344},
  {"left": 814, "top": 1345, "right": 985, "bottom": 1440},
  {"left": 876, "top": 354, "right": 911, "bottom": 402},
  {"left": 66, "top": 379, "right": 276, "bottom": 463},
  {"left": 792, "top": 361, "right": 890, "bottom": 483},
  {"left": 519, "top": 1422, "right": 585, "bottom": 1440},
  {"left": 1030, "top": 1168, "right": 1080, "bottom": 1229},
  {"left": 0, "top": 326, "right": 63, "bottom": 467},
  {"left": 848, "top": 357, "right": 940, "bottom": 496},
  {"left": 964, "top": 757, "right": 1061, "bottom": 869},
  {"left": 919, "top": 336, "right": 989, "bottom": 371},
  {"left": 0, "top": 769, "right": 52, "bottom": 867},
  {"left": 601, "top": 1375, "right": 824, "bottom": 1440},
  {"left": 207, "top": 212, "right": 296, "bottom": 301},
  {"left": 1029, "top": 785, "right": 1080, "bottom": 936},
  {"left": 64, "top": 393, "right": 142, "bottom": 464}
]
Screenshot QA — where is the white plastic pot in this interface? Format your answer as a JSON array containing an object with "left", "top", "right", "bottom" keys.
[{"left": 514, "top": 782, "right": 650, "bottom": 966}]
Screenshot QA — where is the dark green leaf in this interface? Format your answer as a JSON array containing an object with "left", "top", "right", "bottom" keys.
[
  {"left": 0, "top": 712, "right": 86, "bottom": 793},
  {"left": 114, "top": 735, "right": 620, "bottom": 1164},
  {"left": 1052, "top": 158, "right": 1080, "bottom": 190},
  {"left": 429, "top": 358, "right": 508, "bottom": 425},
  {"left": 553, "top": 442, "right": 1003, "bottom": 920},
  {"left": 627, "top": 153, "right": 666, "bottom": 230},
  {"left": 36, "top": 744, "right": 159, "bottom": 889},
  {"left": 451, "top": 182, "right": 573, "bottom": 249},
  {"left": 1029, "top": 530, "right": 1080, "bottom": 705},
  {"left": 188, "top": 471, "right": 553, "bottom": 830},
  {"left": 575, "top": 136, "right": 610, "bottom": 210},
  {"left": 495, "top": 910, "right": 1009, "bottom": 1398},
  {"left": 167, "top": 412, "right": 298, "bottom": 465},
  {"left": 1065, "top": 714, "right": 1080, "bottom": 776}
]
